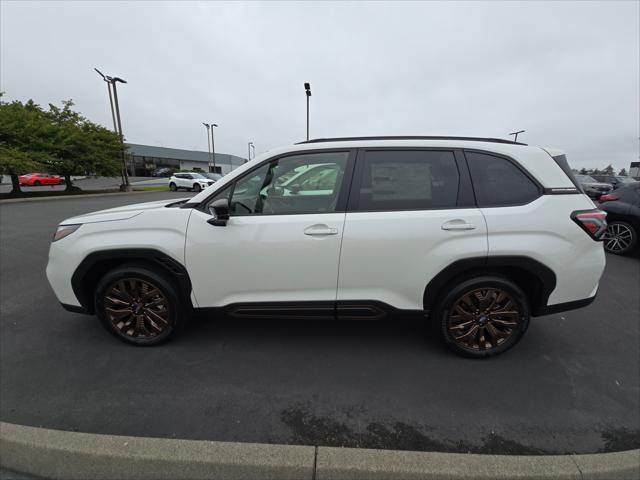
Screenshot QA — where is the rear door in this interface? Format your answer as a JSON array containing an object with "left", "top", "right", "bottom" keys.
[{"left": 337, "top": 149, "right": 488, "bottom": 312}]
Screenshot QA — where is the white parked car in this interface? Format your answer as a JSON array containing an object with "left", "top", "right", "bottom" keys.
[
  {"left": 46, "top": 136, "right": 606, "bottom": 357},
  {"left": 169, "top": 172, "right": 214, "bottom": 192}
]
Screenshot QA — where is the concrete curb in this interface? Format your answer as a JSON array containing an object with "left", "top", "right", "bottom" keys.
[
  {"left": 0, "top": 190, "right": 166, "bottom": 204},
  {"left": 1, "top": 423, "right": 638, "bottom": 480}
]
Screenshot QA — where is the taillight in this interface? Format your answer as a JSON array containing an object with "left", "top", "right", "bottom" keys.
[
  {"left": 571, "top": 209, "right": 607, "bottom": 240},
  {"left": 598, "top": 193, "right": 618, "bottom": 203}
]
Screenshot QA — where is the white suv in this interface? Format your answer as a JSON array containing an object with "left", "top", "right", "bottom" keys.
[
  {"left": 46, "top": 137, "right": 606, "bottom": 357},
  {"left": 169, "top": 172, "right": 214, "bottom": 192}
]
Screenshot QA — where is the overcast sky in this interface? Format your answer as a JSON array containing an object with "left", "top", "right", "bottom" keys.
[{"left": 1, "top": 1, "right": 638, "bottom": 169}]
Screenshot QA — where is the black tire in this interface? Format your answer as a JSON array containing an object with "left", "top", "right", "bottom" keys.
[
  {"left": 169, "top": 182, "right": 177, "bottom": 192},
  {"left": 193, "top": 183, "right": 202, "bottom": 192},
  {"left": 434, "top": 276, "right": 530, "bottom": 358},
  {"left": 604, "top": 221, "right": 637, "bottom": 255},
  {"left": 34, "top": 180, "right": 41, "bottom": 186},
  {"left": 94, "top": 264, "right": 186, "bottom": 346}
]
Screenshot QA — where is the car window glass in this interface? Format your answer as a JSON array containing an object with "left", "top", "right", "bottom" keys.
[
  {"left": 466, "top": 152, "right": 540, "bottom": 206},
  {"left": 356, "top": 150, "right": 459, "bottom": 210},
  {"left": 229, "top": 151, "right": 349, "bottom": 215}
]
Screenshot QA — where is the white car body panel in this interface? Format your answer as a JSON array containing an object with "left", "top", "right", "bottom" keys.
[
  {"left": 46, "top": 201, "right": 191, "bottom": 307},
  {"left": 480, "top": 195, "right": 605, "bottom": 305},
  {"left": 337, "top": 208, "right": 488, "bottom": 310},
  {"left": 185, "top": 209, "right": 345, "bottom": 306}
]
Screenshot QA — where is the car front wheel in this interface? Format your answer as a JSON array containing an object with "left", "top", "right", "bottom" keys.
[
  {"left": 193, "top": 183, "right": 202, "bottom": 192},
  {"left": 604, "top": 221, "right": 637, "bottom": 255},
  {"left": 95, "top": 264, "right": 185, "bottom": 346},
  {"left": 434, "top": 276, "right": 530, "bottom": 358}
]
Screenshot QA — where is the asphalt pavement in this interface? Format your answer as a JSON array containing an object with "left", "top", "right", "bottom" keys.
[{"left": 0, "top": 193, "right": 638, "bottom": 455}]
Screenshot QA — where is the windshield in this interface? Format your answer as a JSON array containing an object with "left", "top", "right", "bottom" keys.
[
  {"left": 576, "top": 175, "right": 597, "bottom": 183},
  {"left": 190, "top": 173, "right": 206, "bottom": 179}
]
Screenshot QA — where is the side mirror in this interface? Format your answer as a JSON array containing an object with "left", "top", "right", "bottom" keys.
[{"left": 207, "top": 198, "right": 230, "bottom": 226}]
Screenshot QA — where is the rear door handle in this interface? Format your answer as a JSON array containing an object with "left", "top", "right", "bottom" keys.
[
  {"left": 304, "top": 224, "right": 338, "bottom": 236},
  {"left": 441, "top": 220, "right": 476, "bottom": 231}
]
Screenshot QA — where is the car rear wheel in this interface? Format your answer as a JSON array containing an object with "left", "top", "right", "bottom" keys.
[
  {"left": 95, "top": 264, "right": 185, "bottom": 346},
  {"left": 34, "top": 180, "right": 41, "bottom": 186},
  {"left": 434, "top": 276, "right": 530, "bottom": 358},
  {"left": 193, "top": 183, "right": 202, "bottom": 192},
  {"left": 169, "top": 182, "right": 177, "bottom": 192},
  {"left": 604, "top": 221, "right": 637, "bottom": 255}
]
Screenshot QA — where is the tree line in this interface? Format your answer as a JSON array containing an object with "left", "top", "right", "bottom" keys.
[
  {"left": 0, "top": 95, "right": 123, "bottom": 194},
  {"left": 578, "top": 165, "right": 629, "bottom": 176}
]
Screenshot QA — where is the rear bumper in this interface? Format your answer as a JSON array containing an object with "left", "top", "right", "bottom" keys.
[{"left": 534, "top": 294, "right": 596, "bottom": 317}]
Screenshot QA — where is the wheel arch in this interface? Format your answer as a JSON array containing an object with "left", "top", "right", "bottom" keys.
[
  {"left": 423, "top": 256, "right": 557, "bottom": 317},
  {"left": 71, "top": 249, "right": 193, "bottom": 314}
]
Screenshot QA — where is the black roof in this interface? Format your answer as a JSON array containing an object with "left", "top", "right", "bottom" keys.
[{"left": 296, "top": 136, "right": 527, "bottom": 146}]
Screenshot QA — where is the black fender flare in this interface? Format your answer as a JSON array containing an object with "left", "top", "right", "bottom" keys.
[{"left": 423, "top": 256, "right": 556, "bottom": 316}]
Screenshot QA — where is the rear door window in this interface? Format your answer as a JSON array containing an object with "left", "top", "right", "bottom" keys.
[
  {"left": 353, "top": 150, "right": 459, "bottom": 211},
  {"left": 466, "top": 152, "right": 540, "bottom": 207}
]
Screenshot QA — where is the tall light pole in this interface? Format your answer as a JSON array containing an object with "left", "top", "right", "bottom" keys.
[
  {"left": 210, "top": 123, "right": 218, "bottom": 173},
  {"left": 304, "top": 82, "right": 311, "bottom": 140},
  {"left": 95, "top": 68, "right": 130, "bottom": 189},
  {"left": 247, "top": 141, "right": 254, "bottom": 162},
  {"left": 202, "top": 123, "right": 212, "bottom": 171},
  {"left": 509, "top": 130, "right": 525, "bottom": 142}
]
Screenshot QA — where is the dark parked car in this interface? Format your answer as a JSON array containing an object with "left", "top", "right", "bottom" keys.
[
  {"left": 151, "top": 167, "right": 174, "bottom": 177},
  {"left": 591, "top": 175, "right": 638, "bottom": 189},
  {"left": 574, "top": 174, "right": 613, "bottom": 199},
  {"left": 599, "top": 183, "right": 640, "bottom": 255}
]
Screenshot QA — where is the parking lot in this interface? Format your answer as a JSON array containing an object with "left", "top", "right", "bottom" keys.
[{"left": 0, "top": 192, "right": 638, "bottom": 455}]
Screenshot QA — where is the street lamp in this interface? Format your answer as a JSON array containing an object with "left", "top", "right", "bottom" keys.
[
  {"left": 95, "top": 68, "right": 130, "bottom": 190},
  {"left": 247, "top": 141, "right": 255, "bottom": 162},
  {"left": 210, "top": 123, "right": 218, "bottom": 173},
  {"left": 509, "top": 130, "right": 525, "bottom": 142},
  {"left": 202, "top": 123, "right": 212, "bottom": 171},
  {"left": 304, "top": 82, "right": 311, "bottom": 140}
]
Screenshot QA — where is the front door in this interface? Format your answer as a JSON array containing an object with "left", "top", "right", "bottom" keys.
[{"left": 185, "top": 150, "right": 354, "bottom": 310}]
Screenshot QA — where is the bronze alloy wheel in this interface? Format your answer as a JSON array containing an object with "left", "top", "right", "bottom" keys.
[
  {"left": 447, "top": 288, "right": 520, "bottom": 352},
  {"left": 103, "top": 278, "right": 171, "bottom": 339}
]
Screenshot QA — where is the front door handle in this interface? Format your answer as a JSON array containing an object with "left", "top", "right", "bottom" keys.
[
  {"left": 304, "top": 224, "right": 338, "bottom": 236},
  {"left": 441, "top": 220, "right": 476, "bottom": 231}
]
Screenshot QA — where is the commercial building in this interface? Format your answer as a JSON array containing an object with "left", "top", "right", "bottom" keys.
[{"left": 127, "top": 143, "right": 247, "bottom": 176}]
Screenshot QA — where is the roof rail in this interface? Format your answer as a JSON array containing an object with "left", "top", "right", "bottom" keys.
[{"left": 296, "top": 136, "right": 527, "bottom": 146}]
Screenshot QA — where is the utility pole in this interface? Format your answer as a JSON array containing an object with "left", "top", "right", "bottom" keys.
[
  {"left": 304, "top": 82, "right": 311, "bottom": 140},
  {"left": 509, "top": 130, "right": 525, "bottom": 142},
  {"left": 95, "top": 68, "right": 130, "bottom": 190}
]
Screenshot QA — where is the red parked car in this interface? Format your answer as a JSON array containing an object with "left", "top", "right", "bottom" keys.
[{"left": 18, "top": 173, "right": 64, "bottom": 186}]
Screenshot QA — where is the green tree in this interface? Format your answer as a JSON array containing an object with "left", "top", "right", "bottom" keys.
[
  {"left": 579, "top": 168, "right": 588, "bottom": 174},
  {"left": 0, "top": 97, "right": 53, "bottom": 193},
  {"left": 46, "top": 100, "right": 122, "bottom": 190},
  {"left": 603, "top": 164, "right": 615, "bottom": 175},
  {"left": 619, "top": 168, "right": 628, "bottom": 176},
  {"left": 0, "top": 95, "right": 123, "bottom": 194}
]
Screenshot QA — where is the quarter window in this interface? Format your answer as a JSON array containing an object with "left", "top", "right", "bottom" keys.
[
  {"left": 466, "top": 152, "right": 540, "bottom": 206},
  {"left": 228, "top": 151, "right": 350, "bottom": 215},
  {"left": 355, "top": 150, "right": 459, "bottom": 211}
]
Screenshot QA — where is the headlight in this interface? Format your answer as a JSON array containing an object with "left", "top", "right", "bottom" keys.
[{"left": 53, "top": 224, "right": 82, "bottom": 242}]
